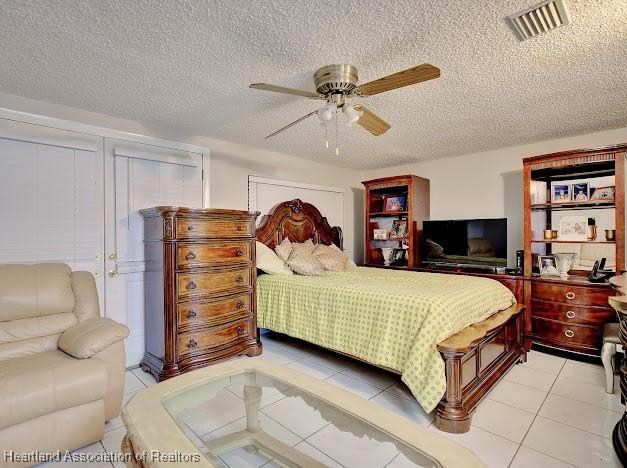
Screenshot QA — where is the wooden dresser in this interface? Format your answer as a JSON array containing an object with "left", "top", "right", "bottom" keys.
[
  {"left": 530, "top": 276, "right": 614, "bottom": 355},
  {"left": 140, "top": 206, "right": 262, "bottom": 381}
]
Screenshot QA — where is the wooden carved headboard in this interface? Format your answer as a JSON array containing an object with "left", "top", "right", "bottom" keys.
[{"left": 255, "top": 199, "right": 343, "bottom": 250}]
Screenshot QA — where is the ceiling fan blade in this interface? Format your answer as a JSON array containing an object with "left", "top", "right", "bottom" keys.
[
  {"left": 265, "top": 110, "right": 319, "bottom": 139},
  {"left": 354, "top": 105, "right": 390, "bottom": 136},
  {"left": 356, "top": 64, "right": 440, "bottom": 96},
  {"left": 249, "top": 83, "right": 322, "bottom": 99}
]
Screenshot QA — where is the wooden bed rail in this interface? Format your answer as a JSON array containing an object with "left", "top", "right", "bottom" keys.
[{"left": 436, "top": 304, "right": 525, "bottom": 432}]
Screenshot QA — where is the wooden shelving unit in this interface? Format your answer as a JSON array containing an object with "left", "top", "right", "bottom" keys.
[
  {"left": 362, "top": 175, "right": 430, "bottom": 269},
  {"left": 523, "top": 144, "right": 626, "bottom": 356}
]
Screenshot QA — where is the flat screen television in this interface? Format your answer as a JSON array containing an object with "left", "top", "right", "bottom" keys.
[{"left": 422, "top": 218, "right": 508, "bottom": 268}]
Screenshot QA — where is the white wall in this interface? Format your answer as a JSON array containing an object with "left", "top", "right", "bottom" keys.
[
  {"left": 0, "top": 92, "right": 364, "bottom": 261},
  {"left": 207, "top": 140, "right": 363, "bottom": 260},
  {"left": 4, "top": 90, "right": 626, "bottom": 267},
  {"left": 362, "top": 126, "right": 627, "bottom": 267}
]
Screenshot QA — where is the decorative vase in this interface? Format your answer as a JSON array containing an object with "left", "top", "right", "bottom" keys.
[
  {"left": 606, "top": 229, "right": 616, "bottom": 241},
  {"left": 554, "top": 253, "right": 576, "bottom": 278},
  {"left": 380, "top": 248, "right": 394, "bottom": 266}
]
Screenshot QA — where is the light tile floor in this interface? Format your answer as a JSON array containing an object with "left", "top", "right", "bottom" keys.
[{"left": 41, "top": 332, "right": 623, "bottom": 467}]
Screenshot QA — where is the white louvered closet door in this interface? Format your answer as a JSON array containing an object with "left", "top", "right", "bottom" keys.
[
  {"left": 0, "top": 120, "right": 105, "bottom": 309},
  {"left": 104, "top": 139, "right": 205, "bottom": 366}
]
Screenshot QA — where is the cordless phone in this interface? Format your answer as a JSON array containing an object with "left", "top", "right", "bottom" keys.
[{"left": 588, "top": 258, "right": 607, "bottom": 283}]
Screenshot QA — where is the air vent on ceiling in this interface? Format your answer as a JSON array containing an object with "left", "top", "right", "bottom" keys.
[{"left": 507, "top": 0, "right": 570, "bottom": 41}]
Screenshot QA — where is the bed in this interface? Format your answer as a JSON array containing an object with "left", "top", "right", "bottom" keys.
[{"left": 256, "top": 199, "right": 526, "bottom": 433}]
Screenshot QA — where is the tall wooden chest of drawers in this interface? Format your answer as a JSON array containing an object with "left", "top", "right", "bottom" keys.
[
  {"left": 140, "top": 206, "right": 262, "bottom": 381},
  {"left": 530, "top": 276, "right": 614, "bottom": 355}
]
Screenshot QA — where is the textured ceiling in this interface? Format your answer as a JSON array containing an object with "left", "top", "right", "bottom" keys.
[{"left": 1, "top": 0, "right": 626, "bottom": 169}]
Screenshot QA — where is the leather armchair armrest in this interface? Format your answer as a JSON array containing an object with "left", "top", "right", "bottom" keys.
[{"left": 59, "top": 317, "right": 130, "bottom": 359}]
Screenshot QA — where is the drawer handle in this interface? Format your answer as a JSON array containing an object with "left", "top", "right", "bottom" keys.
[
  {"left": 186, "top": 310, "right": 197, "bottom": 319},
  {"left": 236, "top": 275, "right": 244, "bottom": 284},
  {"left": 236, "top": 249, "right": 244, "bottom": 257},
  {"left": 237, "top": 226, "right": 243, "bottom": 232},
  {"left": 186, "top": 281, "right": 197, "bottom": 290},
  {"left": 565, "top": 292, "right": 576, "bottom": 300},
  {"left": 565, "top": 311, "right": 576, "bottom": 319},
  {"left": 187, "top": 225, "right": 194, "bottom": 231},
  {"left": 236, "top": 300, "right": 245, "bottom": 309},
  {"left": 187, "top": 339, "right": 198, "bottom": 348},
  {"left": 564, "top": 329, "right": 575, "bottom": 338},
  {"left": 237, "top": 327, "right": 245, "bottom": 336},
  {"left": 185, "top": 251, "right": 196, "bottom": 260}
]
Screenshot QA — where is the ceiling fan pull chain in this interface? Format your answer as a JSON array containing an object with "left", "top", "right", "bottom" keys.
[
  {"left": 325, "top": 123, "right": 329, "bottom": 149},
  {"left": 335, "top": 110, "right": 340, "bottom": 156}
]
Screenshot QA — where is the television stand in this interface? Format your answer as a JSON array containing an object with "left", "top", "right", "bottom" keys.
[{"left": 421, "top": 262, "right": 508, "bottom": 275}]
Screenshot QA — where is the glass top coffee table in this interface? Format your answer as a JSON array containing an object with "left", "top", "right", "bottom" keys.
[{"left": 122, "top": 360, "right": 484, "bottom": 468}]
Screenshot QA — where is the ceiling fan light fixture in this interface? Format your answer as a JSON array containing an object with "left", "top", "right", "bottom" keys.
[
  {"left": 343, "top": 104, "right": 361, "bottom": 124},
  {"left": 317, "top": 102, "right": 336, "bottom": 122}
]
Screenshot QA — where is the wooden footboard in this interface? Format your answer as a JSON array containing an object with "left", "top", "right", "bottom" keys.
[{"left": 436, "top": 304, "right": 525, "bottom": 433}]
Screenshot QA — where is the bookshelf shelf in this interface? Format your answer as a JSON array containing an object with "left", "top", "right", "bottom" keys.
[
  {"left": 530, "top": 239, "right": 616, "bottom": 244},
  {"left": 530, "top": 200, "right": 615, "bottom": 211},
  {"left": 369, "top": 211, "right": 408, "bottom": 217}
]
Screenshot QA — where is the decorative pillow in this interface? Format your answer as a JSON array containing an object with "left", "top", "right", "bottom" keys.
[
  {"left": 313, "top": 244, "right": 349, "bottom": 272},
  {"left": 256, "top": 242, "right": 293, "bottom": 275},
  {"left": 287, "top": 240, "right": 326, "bottom": 276},
  {"left": 274, "top": 238, "right": 293, "bottom": 263},
  {"left": 329, "top": 243, "right": 357, "bottom": 268}
]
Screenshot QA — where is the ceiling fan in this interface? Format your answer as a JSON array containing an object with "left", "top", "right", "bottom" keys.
[{"left": 249, "top": 63, "right": 440, "bottom": 141}]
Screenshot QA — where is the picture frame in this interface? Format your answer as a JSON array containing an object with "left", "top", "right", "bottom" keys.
[
  {"left": 558, "top": 215, "right": 588, "bottom": 241},
  {"left": 390, "top": 247, "right": 408, "bottom": 265},
  {"left": 552, "top": 184, "right": 570, "bottom": 203},
  {"left": 373, "top": 229, "right": 388, "bottom": 240},
  {"left": 590, "top": 186, "right": 615, "bottom": 201},
  {"left": 572, "top": 182, "right": 589, "bottom": 202},
  {"left": 539, "top": 255, "right": 559, "bottom": 277},
  {"left": 389, "top": 219, "right": 408, "bottom": 239},
  {"left": 383, "top": 195, "right": 407, "bottom": 212}
]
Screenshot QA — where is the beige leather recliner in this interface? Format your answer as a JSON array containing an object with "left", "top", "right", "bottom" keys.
[{"left": 0, "top": 264, "right": 129, "bottom": 466}]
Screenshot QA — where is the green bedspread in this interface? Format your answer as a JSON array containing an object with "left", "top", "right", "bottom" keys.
[{"left": 256, "top": 267, "right": 516, "bottom": 412}]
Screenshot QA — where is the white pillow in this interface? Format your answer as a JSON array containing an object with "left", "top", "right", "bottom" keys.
[
  {"left": 287, "top": 241, "right": 327, "bottom": 276},
  {"left": 329, "top": 243, "right": 357, "bottom": 269},
  {"left": 274, "top": 238, "right": 293, "bottom": 263},
  {"left": 313, "top": 244, "right": 349, "bottom": 272},
  {"left": 256, "top": 241, "right": 293, "bottom": 275}
]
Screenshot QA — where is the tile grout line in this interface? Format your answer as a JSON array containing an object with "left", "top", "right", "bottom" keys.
[
  {"left": 506, "top": 357, "right": 576, "bottom": 468},
  {"left": 533, "top": 411, "right": 620, "bottom": 442},
  {"left": 300, "top": 431, "right": 348, "bottom": 468},
  {"left": 548, "top": 387, "right": 623, "bottom": 412},
  {"left": 382, "top": 452, "right": 404, "bottom": 468}
]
